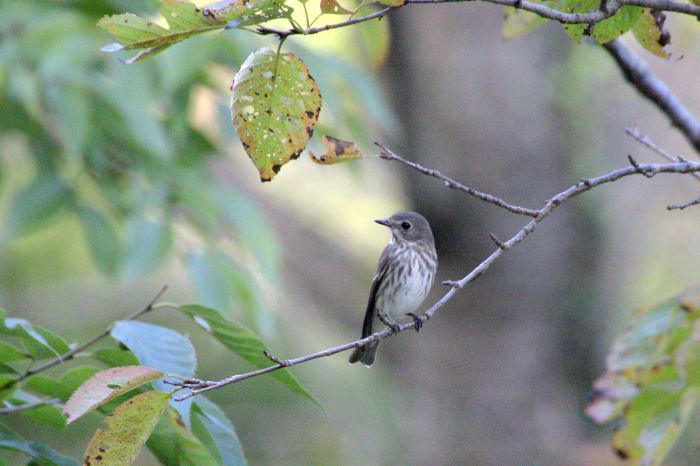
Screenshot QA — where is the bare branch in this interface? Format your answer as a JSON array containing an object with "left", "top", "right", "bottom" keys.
[
  {"left": 605, "top": 41, "right": 700, "bottom": 153},
  {"left": 0, "top": 398, "right": 60, "bottom": 415},
  {"left": 625, "top": 127, "right": 700, "bottom": 183},
  {"left": 4, "top": 285, "right": 169, "bottom": 388},
  {"left": 668, "top": 196, "right": 700, "bottom": 211},
  {"left": 169, "top": 155, "right": 700, "bottom": 401},
  {"left": 375, "top": 142, "right": 540, "bottom": 217}
]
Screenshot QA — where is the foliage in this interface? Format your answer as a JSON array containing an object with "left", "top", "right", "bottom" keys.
[
  {"left": 0, "top": 300, "right": 316, "bottom": 464},
  {"left": 587, "top": 287, "right": 700, "bottom": 465}
]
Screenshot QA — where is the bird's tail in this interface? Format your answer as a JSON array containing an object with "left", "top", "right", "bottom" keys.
[{"left": 348, "top": 341, "right": 380, "bottom": 367}]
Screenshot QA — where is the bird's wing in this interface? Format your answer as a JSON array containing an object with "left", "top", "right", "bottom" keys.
[{"left": 360, "top": 244, "right": 396, "bottom": 338}]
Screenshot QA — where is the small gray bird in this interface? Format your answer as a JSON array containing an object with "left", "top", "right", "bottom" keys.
[{"left": 348, "top": 211, "right": 437, "bottom": 367}]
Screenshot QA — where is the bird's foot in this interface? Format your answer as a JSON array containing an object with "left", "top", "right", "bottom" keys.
[
  {"left": 407, "top": 313, "right": 425, "bottom": 332},
  {"left": 378, "top": 312, "right": 401, "bottom": 335}
]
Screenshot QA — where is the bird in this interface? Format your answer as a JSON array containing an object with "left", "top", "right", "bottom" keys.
[{"left": 348, "top": 211, "right": 437, "bottom": 367}]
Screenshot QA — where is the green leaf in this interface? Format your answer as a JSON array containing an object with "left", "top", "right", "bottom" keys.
[
  {"left": 192, "top": 397, "right": 246, "bottom": 465},
  {"left": 58, "top": 366, "right": 102, "bottom": 394},
  {"left": 231, "top": 47, "right": 322, "bottom": 181},
  {"left": 0, "top": 341, "right": 26, "bottom": 363},
  {"left": 0, "top": 424, "right": 77, "bottom": 466},
  {"left": 587, "top": 287, "right": 700, "bottom": 464},
  {"left": 179, "top": 305, "right": 319, "bottom": 408},
  {"left": 25, "top": 375, "right": 72, "bottom": 401},
  {"left": 320, "top": 0, "right": 352, "bottom": 14},
  {"left": 3, "top": 173, "right": 72, "bottom": 237},
  {"left": 501, "top": 7, "right": 547, "bottom": 39},
  {"left": 563, "top": 1, "right": 643, "bottom": 44},
  {"left": 83, "top": 390, "right": 170, "bottom": 466},
  {"left": 63, "top": 366, "right": 165, "bottom": 424},
  {"left": 21, "top": 403, "right": 67, "bottom": 428},
  {"left": 93, "top": 348, "right": 140, "bottom": 368},
  {"left": 0, "top": 374, "right": 16, "bottom": 400},
  {"left": 98, "top": 0, "right": 292, "bottom": 63},
  {"left": 147, "top": 407, "right": 219, "bottom": 466},
  {"left": 0, "top": 318, "right": 70, "bottom": 360},
  {"left": 120, "top": 216, "right": 173, "bottom": 278},
  {"left": 632, "top": 9, "right": 670, "bottom": 58},
  {"left": 77, "top": 205, "right": 122, "bottom": 275},
  {"left": 110, "top": 321, "right": 196, "bottom": 426}
]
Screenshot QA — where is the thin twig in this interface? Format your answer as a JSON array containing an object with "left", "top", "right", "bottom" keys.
[
  {"left": 169, "top": 157, "right": 700, "bottom": 401},
  {"left": 605, "top": 41, "right": 700, "bottom": 153},
  {"left": 668, "top": 196, "right": 700, "bottom": 211},
  {"left": 256, "top": 7, "right": 394, "bottom": 37},
  {"left": 375, "top": 142, "right": 540, "bottom": 217},
  {"left": 0, "top": 398, "right": 60, "bottom": 415},
  {"left": 625, "top": 127, "right": 700, "bottom": 183},
  {"left": 3, "top": 285, "right": 169, "bottom": 388}
]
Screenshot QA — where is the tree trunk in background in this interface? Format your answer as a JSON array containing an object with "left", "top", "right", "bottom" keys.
[{"left": 385, "top": 6, "right": 606, "bottom": 465}]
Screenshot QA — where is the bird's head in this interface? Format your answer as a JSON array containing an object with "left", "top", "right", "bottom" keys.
[{"left": 375, "top": 211, "right": 434, "bottom": 245}]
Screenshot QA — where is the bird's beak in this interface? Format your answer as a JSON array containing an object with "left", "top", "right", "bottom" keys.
[{"left": 374, "top": 218, "right": 391, "bottom": 227}]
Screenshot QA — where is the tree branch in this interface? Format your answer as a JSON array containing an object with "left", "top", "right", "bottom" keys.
[
  {"left": 375, "top": 142, "right": 540, "bottom": 217},
  {"left": 668, "top": 196, "right": 700, "bottom": 211},
  {"left": 170, "top": 152, "right": 700, "bottom": 401},
  {"left": 0, "top": 398, "right": 60, "bottom": 415},
  {"left": 605, "top": 41, "right": 700, "bottom": 153},
  {"left": 625, "top": 127, "right": 700, "bottom": 183},
  {"left": 254, "top": 0, "right": 699, "bottom": 38},
  {"left": 3, "top": 285, "right": 169, "bottom": 388}
]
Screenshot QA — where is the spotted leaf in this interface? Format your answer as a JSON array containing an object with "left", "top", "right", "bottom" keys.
[
  {"left": 632, "top": 9, "right": 671, "bottom": 58},
  {"left": 309, "top": 135, "right": 363, "bottom": 164},
  {"left": 231, "top": 48, "right": 322, "bottom": 182}
]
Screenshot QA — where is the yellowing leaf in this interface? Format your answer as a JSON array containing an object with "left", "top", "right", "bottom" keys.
[
  {"left": 83, "top": 390, "right": 170, "bottom": 465},
  {"left": 309, "top": 135, "right": 363, "bottom": 164},
  {"left": 320, "top": 0, "right": 353, "bottom": 15},
  {"left": 632, "top": 9, "right": 670, "bottom": 58},
  {"left": 64, "top": 366, "right": 165, "bottom": 424},
  {"left": 231, "top": 48, "right": 322, "bottom": 182},
  {"left": 97, "top": 0, "right": 292, "bottom": 63}
]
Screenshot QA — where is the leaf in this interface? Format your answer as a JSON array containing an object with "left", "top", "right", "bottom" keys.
[
  {"left": 3, "top": 173, "right": 72, "bottom": 237},
  {"left": 59, "top": 366, "right": 102, "bottom": 394},
  {"left": 0, "top": 341, "right": 26, "bottom": 363},
  {"left": 98, "top": 0, "right": 292, "bottom": 62},
  {"left": 21, "top": 403, "right": 67, "bottom": 428},
  {"left": 501, "top": 7, "right": 547, "bottom": 39},
  {"left": 320, "top": 0, "right": 352, "bottom": 15},
  {"left": 192, "top": 397, "right": 246, "bottom": 465},
  {"left": 93, "top": 348, "right": 140, "bottom": 368},
  {"left": 147, "top": 407, "right": 219, "bottom": 466},
  {"left": 120, "top": 216, "right": 173, "bottom": 279},
  {"left": 77, "top": 205, "right": 122, "bottom": 275},
  {"left": 309, "top": 135, "right": 363, "bottom": 164},
  {"left": 63, "top": 366, "right": 165, "bottom": 424},
  {"left": 632, "top": 9, "right": 670, "bottom": 59},
  {"left": 0, "top": 424, "right": 77, "bottom": 466},
  {"left": 179, "top": 305, "right": 319, "bottom": 407},
  {"left": 231, "top": 47, "right": 322, "bottom": 181},
  {"left": 0, "top": 317, "right": 70, "bottom": 360},
  {"left": 563, "top": 2, "right": 643, "bottom": 44},
  {"left": 378, "top": 0, "right": 406, "bottom": 6},
  {"left": 110, "top": 321, "right": 197, "bottom": 426},
  {"left": 0, "top": 374, "right": 16, "bottom": 400},
  {"left": 25, "top": 375, "right": 72, "bottom": 401},
  {"left": 83, "top": 390, "right": 170, "bottom": 466},
  {"left": 586, "top": 288, "right": 700, "bottom": 464}
]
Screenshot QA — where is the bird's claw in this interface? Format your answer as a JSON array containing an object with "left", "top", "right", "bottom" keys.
[
  {"left": 378, "top": 312, "right": 400, "bottom": 335},
  {"left": 408, "top": 313, "right": 425, "bottom": 332}
]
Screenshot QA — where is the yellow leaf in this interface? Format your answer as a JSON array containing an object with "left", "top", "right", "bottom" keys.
[{"left": 309, "top": 135, "right": 363, "bottom": 164}]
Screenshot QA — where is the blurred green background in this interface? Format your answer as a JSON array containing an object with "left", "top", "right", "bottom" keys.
[{"left": 0, "top": 0, "right": 699, "bottom": 464}]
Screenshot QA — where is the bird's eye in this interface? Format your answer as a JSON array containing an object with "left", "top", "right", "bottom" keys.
[{"left": 401, "top": 221, "right": 411, "bottom": 230}]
